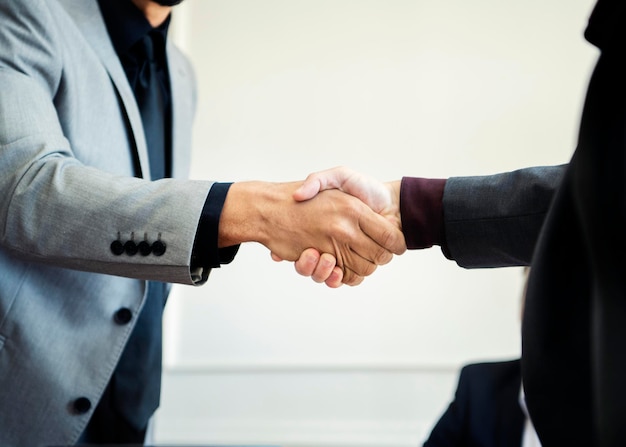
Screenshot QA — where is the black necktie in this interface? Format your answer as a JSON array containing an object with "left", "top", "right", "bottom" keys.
[{"left": 134, "top": 32, "right": 166, "bottom": 180}]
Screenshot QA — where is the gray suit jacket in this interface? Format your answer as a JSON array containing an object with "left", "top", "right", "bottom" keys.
[{"left": 0, "top": 1, "right": 213, "bottom": 445}]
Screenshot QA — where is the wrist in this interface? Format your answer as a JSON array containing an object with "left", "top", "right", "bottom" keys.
[
  {"left": 218, "top": 181, "right": 300, "bottom": 249},
  {"left": 385, "top": 180, "right": 402, "bottom": 229},
  {"left": 400, "top": 177, "right": 446, "bottom": 249},
  {"left": 218, "top": 181, "right": 265, "bottom": 248}
]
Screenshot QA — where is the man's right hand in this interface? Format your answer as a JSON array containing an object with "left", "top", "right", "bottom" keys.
[
  {"left": 276, "top": 167, "right": 406, "bottom": 287},
  {"left": 218, "top": 178, "right": 405, "bottom": 286}
]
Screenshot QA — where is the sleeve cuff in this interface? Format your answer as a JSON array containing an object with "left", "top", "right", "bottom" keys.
[
  {"left": 190, "top": 182, "right": 240, "bottom": 284},
  {"left": 400, "top": 177, "right": 447, "bottom": 250}
]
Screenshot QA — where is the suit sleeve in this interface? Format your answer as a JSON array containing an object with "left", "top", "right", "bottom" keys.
[
  {"left": 442, "top": 165, "right": 565, "bottom": 268},
  {"left": 401, "top": 165, "right": 566, "bottom": 268},
  {"left": 0, "top": 0, "right": 213, "bottom": 285}
]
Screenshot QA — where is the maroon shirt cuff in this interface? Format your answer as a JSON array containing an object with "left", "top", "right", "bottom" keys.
[{"left": 400, "top": 177, "right": 446, "bottom": 250}]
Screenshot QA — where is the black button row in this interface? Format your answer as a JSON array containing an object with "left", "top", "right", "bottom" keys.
[
  {"left": 71, "top": 306, "right": 135, "bottom": 417},
  {"left": 110, "top": 234, "right": 166, "bottom": 257}
]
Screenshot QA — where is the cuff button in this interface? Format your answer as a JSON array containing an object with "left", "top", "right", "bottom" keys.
[
  {"left": 152, "top": 240, "right": 166, "bottom": 256},
  {"left": 138, "top": 240, "right": 152, "bottom": 256},
  {"left": 110, "top": 240, "right": 124, "bottom": 256},
  {"left": 124, "top": 240, "right": 138, "bottom": 256}
]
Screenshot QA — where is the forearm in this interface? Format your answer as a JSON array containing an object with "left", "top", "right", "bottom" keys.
[
  {"left": 1, "top": 160, "right": 213, "bottom": 284},
  {"left": 218, "top": 180, "right": 282, "bottom": 249},
  {"left": 443, "top": 165, "right": 566, "bottom": 267}
]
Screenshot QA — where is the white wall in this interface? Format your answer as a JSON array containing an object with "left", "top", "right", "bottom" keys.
[{"left": 157, "top": 1, "right": 598, "bottom": 445}]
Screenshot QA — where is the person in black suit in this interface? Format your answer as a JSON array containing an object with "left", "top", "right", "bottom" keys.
[
  {"left": 287, "top": 1, "right": 626, "bottom": 445},
  {"left": 422, "top": 360, "right": 527, "bottom": 447}
]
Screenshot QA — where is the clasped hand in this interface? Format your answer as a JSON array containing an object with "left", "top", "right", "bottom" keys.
[{"left": 268, "top": 167, "right": 405, "bottom": 287}]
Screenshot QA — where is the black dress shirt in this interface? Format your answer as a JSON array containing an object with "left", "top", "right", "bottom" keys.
[
  {"left": 99, "top": 0, "right": 172, "bottom": 178},
  {"left": 98, "top": 0, "right": 238, "bottom": 274}
]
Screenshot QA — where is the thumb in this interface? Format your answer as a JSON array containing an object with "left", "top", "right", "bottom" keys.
[
  {"left": 293, "top": 176, "right": 323, "bottom": 202},
  {"left": 293, "top": 166, "right": 351, "bottom": 202}
]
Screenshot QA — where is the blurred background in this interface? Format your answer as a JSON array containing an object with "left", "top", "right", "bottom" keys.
[{"left": 156, "top": 0, "right": 598, "bottom": 445}]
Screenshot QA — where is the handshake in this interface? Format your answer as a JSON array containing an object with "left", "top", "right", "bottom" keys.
[{"left": 219, "top": 166, "right": 407, "bottom": 288}]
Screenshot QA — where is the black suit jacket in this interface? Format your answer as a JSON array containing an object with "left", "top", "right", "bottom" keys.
[
  {"left": 423, "top": 360, "right": 525, "bottom": 447},
  {"left": 435, "top": 2, "right": 626, "bottom": 445},
  {"left": 521, "top": 2, "right": 626, "bottom": 445}
]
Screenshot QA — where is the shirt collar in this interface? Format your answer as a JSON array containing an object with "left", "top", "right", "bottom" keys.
[{"left": 97, "top": 0, "right": 171, "bottom": 57}]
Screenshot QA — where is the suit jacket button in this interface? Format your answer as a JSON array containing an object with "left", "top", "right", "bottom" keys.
[
  {"left": 73, "top": 397, "right": 92, "bottom": 414},
  {"left": 138, "top": 240, "right": 152, "bottom": 256},
  {"left": 124, "top": 240, "right": 138, "bottom": 256},
  {"left": 110, "top": 240, "right": 124, "bottom": 255},
  {"left": 114, "top": 308, "right": 133, "bottom": 325},
  {"left": 152, "top": 240, "right": 166, "bottom": 256}
]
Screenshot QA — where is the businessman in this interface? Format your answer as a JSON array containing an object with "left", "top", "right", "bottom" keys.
[
  {"left": 0, "top": 0, "right": 405, "bottom": 445},
  {"left": 291, "top": 0, "right": 626, "bottom": 445}
]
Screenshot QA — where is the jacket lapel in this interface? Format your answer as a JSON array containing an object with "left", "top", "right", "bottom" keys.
[
  {"left": 56, "top": 0, "right": 151, "bottom": 179},
  {"left": 166, "top": 41, "right": 195, "bottom": 179}
]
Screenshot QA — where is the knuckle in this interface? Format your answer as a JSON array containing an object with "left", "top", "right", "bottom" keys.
[
  {"left": 344, "top": 273, "right": 364, "bottom": 286},
  {"left": 360, "top": 261, "right": 377, "bottom": 277},
  {"left": 374, "top": 247, "right": 393, "bottom": 265}
]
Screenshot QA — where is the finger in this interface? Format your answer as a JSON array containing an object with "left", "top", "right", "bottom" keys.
[
  {"left": 338, "top": 245, "right": 378, "bottom": 278},
  {"left": 271, "top": 252, "right": 284, "bottom": 262},
  {"left": 339, "top": 229, "right": 393, "bottom": 270},
  {"left": 341, "top": 266, "right": 366, "bottom": 286},
  {"left": 294, "top": 248, "right": 321, "bottom": 277},
  {"left": 324, "top": 266, "right": 344, "bottom": 288},
  {"left": 293, "top": 176, "right": 323, "bottom": 202},
  {"left": 358, "top": 208, "right": 407, "bottom": 258},
  {"left": 311, "top": 252, "right": 337, "bottom": 283}
]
